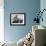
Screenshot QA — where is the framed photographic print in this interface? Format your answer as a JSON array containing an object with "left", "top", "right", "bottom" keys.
[{"left": 10, "top": 13, "right": 26, "bottom": 26}]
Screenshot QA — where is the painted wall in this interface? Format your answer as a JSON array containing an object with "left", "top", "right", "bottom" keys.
[{"left": 4, "top": 0, "right": 40, "bottom": 42}]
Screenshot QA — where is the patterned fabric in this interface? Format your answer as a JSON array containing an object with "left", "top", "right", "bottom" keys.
[{"left": 23, "top": 32, "right": 34, "bottom": 46}]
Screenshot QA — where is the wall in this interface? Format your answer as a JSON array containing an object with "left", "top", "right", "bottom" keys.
[{"left": 4, "top": 0, "right": 40, "bottom": 42}]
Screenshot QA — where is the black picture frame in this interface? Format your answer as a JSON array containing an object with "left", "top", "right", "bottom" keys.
[{"left": 10, "top": 13, "right": 26, "bottom": 26}]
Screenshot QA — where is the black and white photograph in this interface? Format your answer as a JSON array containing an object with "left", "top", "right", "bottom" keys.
[{"left": 10, "top": 13, "right": 26, "bottom": 26}]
